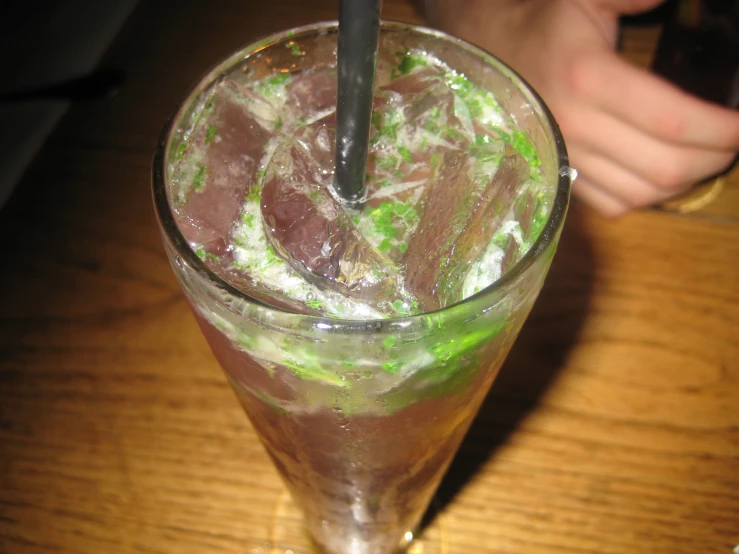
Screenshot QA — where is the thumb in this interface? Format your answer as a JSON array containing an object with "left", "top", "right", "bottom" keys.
[{"left": 593, "top": 0, "right": 667, "bottom": 15}]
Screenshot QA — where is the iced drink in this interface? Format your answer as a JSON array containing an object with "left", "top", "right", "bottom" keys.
[{"left": 153, "top": 22, "right": 570, "bottom": 554}]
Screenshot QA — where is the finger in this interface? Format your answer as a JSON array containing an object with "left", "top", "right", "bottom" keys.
[
  {"left": 563, "top": 104, "right": 738, "bottom": 190},
  {"left": 571, "top": 174, "right": 631, "bottom": 217},
  {"left": 569, "top": 52, "right": 739, "bottom": 150},
  {"left": 570, "top": 145, "right": 690, "bottom": 208}
]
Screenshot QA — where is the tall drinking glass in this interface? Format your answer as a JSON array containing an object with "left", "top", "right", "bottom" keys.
[{"left": 153, "top": 21, "right": 570, "bottom": 554}]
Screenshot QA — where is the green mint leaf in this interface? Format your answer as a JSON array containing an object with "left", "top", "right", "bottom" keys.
[
  {"left": 378, "top": 238, "right": 393, "bottom": 252},
  {"left": 512, "top": 129, "right": 541, "bottom": 167},
  {"left": 397, "top": 53, "right": 427, "bottom": 75},
  {"left": 193, "top": 163, "right": 206, "bottom": 192},
  {"left": 381, "top": 360, "right": 403, "bottom": 374},
  {"left": 398, "top": 146, "right": 413, "bottom": 163},
  {"left": 242, "top": 212, "right": 256, "bottom": 228},
  {"left": 286, "top": 41, "right": 302, "bottom": 56},
  {"left": 306, "top": 299, "right": 324, "bottom": 311},
  {"left": 377, "top": 156, "right": 399, "bottom": 170},
  {"left": 205, "top": 125, "right": 217, "bottom": 144},
  {"left": 195, "top": 244, "right": 221, "bottom": 263},
  {"left": 283, "top": 359, "right": 347, "bottom": 387}
]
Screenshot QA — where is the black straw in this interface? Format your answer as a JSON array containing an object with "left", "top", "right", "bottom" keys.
[{"left": 334, "top": 0, "right": 381, "bottom": 209}]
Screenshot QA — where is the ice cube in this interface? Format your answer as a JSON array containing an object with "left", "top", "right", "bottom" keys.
[
  {"left": 404, "top": 144, "right": 529, "bottom": 310},
  {"left": 286, "top": 69, "right": 337, "bottom": 118},
  {"left": 381, "top": 67, "right": 441, "bottom": 95},
  {"left": 260, "top": 122, "right": 403, "bottom": 305},
  {"left": 358, "top": 70, "right": 475, "bottom": 264},
  {"left": 172, "top": 81, "right": 275, "bottom": 247},
  {"left": 372, "top": 69, "right": 471, "bottom": 151}
]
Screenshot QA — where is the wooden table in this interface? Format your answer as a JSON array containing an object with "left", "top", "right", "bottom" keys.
[{"left": 1, "top": 1, "right": 737, "bottom": 553}]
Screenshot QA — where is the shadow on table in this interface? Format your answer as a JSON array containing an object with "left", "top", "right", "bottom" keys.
[{"left": 423, "top": 202, "right": 596, "bottom": 524}]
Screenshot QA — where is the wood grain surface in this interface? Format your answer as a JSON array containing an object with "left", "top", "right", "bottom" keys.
[{"left": 1, "top": 1, "right": 737, "bottom": 553}]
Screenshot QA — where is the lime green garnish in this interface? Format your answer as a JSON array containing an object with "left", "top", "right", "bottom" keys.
[
  {"left": 377, "top": 156, "right": 399, "bottom": 170},
  {"left": 236, "top": 333, "right": 257, "bottom": 349},
  {"left": 265, "top": 73, "right": 290, "bottom": 86},
  {"left": 286, "top": 41, "right": 302, "bottom": 56},
  {"left": 205, "top": 125, "right": 217, "bottom": 144},
  {"left": 369, "top": 210, "right": 398, "bottom": 238},
  {"left": 431, "top": 323, "right": 507, "bottom": 364},
  {"left": 381, "top": 360, "right": 403, "bottom": 374},
  {"left": 398, "top": 53, "right": 427, "bottom": 75},
  {"left": 258, "top": 72, "right": 291, "bottom": 96},
  {"left": 371, "top": 200, "right": 418, "bottom": 229},
  {"left": 193, "top": 163, "right": 206, "bottom": 192},
  {"left": 242, "top": 212, "right": 256, "bottom": 228},
  {"left": 446, "top": 73, "right": 473, "bottom": 97},
  {"left": 512, "top": 129, "right": 541, "bottom": 167},
  {"left": 176, "top": 143, "right": 186, "bottom": 160},
  {"left": 195, "top": 244, "right": 221, "bottom": 263},
  {"left": 306, "top": 299, "right": 324, "bottom": 311},
  {"left": 474, "top": 134, "right": 491, "bottom": 146},
  {"left": 283, "top": 358, "right": 347, "bottom": 387},
  {"left": 391, "top": 300, "right": 414, "bottom": 315},
  {"left": 465, "top": 98, "right": 483, "bottom": 119},
  {"left": 492, "top": 126, "right": 511, "bottom": 143},
  {"left": 492, "top": 232, "right": 509, "bottom": 248},
  {"left": 265, "top": 245, "right": 283, "bottom": 266},
  {"left": 378, "top": 238, "right": 393, "bottom": 252},
  {"left": 366, "top": 200, "right": 419, "bottom": 255},
  {"left": 370, "top": 268, "right": 386, "bottom": 283},
  {"left": 380, "top": 122, "right": 399, "bottom": 141},
  {"left": 398, "top": 146, "right": 413, "bottom": 164},
  {"left": 249, "top": 389, "right": 287, "bottom": 415},
  {"left": 372, "top": 109, "right": 402, "bottom": 143},
  {"left": 471, "top": 134, "right": 502, "bottom": 163},
  {"left": 440, "top": 124, "right": 463, "bottom": 141},
  {"left": 383, "top": 336, "right": 397, "bottom": 349},
  {"left": 246, "top": 183, "right": 261, "bottom": 202}
]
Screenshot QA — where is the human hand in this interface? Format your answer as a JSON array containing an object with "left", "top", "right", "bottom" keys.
[{"left": 431, "top": 0, "right": 739, "bottom": 216}]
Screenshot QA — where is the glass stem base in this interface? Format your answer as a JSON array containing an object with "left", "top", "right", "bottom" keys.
[{"left": 267, "top": 490, "right": 450, "bottom": 554}]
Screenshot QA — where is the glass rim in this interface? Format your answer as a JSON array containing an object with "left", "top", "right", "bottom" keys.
[{"left": 152, "top": 20, "right": 571, "bottom": 327}]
